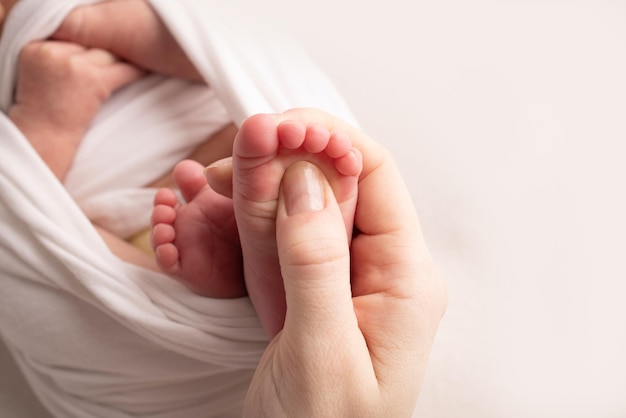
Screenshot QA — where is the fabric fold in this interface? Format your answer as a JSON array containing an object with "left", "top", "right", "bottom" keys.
[{"left": 0, "top": 0, "right": 358, "bottom": 416}]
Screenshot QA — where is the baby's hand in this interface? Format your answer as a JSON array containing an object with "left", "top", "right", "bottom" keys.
[
  {"left": 11, "top": 40, "right": 144, "bottom": 139},
  {"left": 9, "top": 41, "right": 144, "bottom": 179},
  {"left": 53, "top": 0, "right": 202, "bottom": 82}
]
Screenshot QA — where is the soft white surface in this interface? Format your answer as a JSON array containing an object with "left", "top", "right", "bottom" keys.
[
  {"left": 0, "top": 0, "right": 356, "bottom": 416},
  {"left": 2, "top": 1, "right": 625, "bottom": 417},
  {"left": 249, "top": 0, "right": 626, "bottom": 416},
  {"left": 0, "top": 1, "right": 264, "bottom": 416}
]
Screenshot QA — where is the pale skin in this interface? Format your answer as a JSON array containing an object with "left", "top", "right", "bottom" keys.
[
  {"left": 4, "top": 0, "right": 240, "bottom": 276},
  {"left": 0, "top": 0, "right": 16, "bottom": 33},
  {"left": 6, "top": 0, "right": 362, "bottom": 317},
  {"left": 8, "top": 41, "right": 145, "bottom": 181},
  {"left": 4, "top": 0, "right": 447, "bottom": 415},
  {"left": 6, "top": 38, "right": 239, "bottom": 274},
  {"left": 151, "top": 115, "right": 363, "bottom": 333},
  {"left": 207, "top": 109, "right": 448, "bottom": 418},
  {"left": 7, "top": 36, "right": 363, "bottom": 323},
  {"left": 10, "top": 0, "right": 364, "bottom": 321}
]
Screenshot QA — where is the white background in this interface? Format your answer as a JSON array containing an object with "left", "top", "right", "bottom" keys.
[
  {"left": 243, "top": 0, "right": 626, "bottom": 417},
  {"left": 2, "top": 1, "right": 625, "bottom": 417}
]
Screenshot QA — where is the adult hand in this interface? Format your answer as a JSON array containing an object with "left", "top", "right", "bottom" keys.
[
  {"left": 241, "top": 109, "right": 447, "bottom": 417},
  {"left": 52, "top": 0, "right": 203, "bottom": 82}
]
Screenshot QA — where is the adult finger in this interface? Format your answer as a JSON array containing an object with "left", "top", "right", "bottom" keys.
[
  {"left": 275, "top": 109, "right": 447, "bottom": 414},
  {"left": 276, "top": 161, "right": 355, "bottom": 328},
  {"left": 275, "top": 161, "right": 376, "bottom": 405},
  {"left": 204, "top": 157, "right": 234, "bottom": 199}
]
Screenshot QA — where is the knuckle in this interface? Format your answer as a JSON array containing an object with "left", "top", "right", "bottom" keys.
[
  {"left": 283, "top": 236, "right": 348, "bottom": 268},
  {"left": 18, "top": 42, "right": 45, "bottom": 65}
]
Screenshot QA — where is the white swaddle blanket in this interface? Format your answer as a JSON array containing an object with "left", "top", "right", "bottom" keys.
[{"left": 0, "top": 0, "right": 357, "bottom": 417}]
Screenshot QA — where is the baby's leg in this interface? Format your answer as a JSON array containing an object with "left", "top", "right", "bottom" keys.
[
  {"left": 232, "top": 114, "right": 362, "bottom": 337},
  {"left": 151, "top": 160, "right": 246, "bottom": 298}
]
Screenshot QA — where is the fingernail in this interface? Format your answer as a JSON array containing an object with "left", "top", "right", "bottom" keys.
[
  {"left": 283, "top": 162, "right": 325, "bottom": 216},
  {"left": 203, "top": 157, "right": 232, "bottom": 175},
  {"left": 206, "top": 157, "right": 232, "bottom": 169}
]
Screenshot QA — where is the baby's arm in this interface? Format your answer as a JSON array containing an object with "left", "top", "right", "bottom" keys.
[
  {"left": 8, "top": 40, "right": 144, "bottom": 180},
  {"left": 53, "top": 0, "right": 203, "bottom": 82}
]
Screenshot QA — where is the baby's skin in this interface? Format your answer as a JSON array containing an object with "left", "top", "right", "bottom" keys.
[
  {"left": 151, "top": 160, "right": 245, "bottom": 298},
  {"left": 8, "top": 40, "right": 144, "bottom": 181},
  {"left": 151, "top": 114, "right": 362, "bottom": 337}
]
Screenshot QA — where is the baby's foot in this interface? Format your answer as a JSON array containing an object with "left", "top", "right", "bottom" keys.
[
  {"left": 232, "top": 114, "right": 362, "bottom": 337},
  {"left": 151, "top": 160, "right": 246, "bottom": 298}
]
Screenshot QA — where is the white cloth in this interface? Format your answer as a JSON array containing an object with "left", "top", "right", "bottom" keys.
[{"left": 0, "top": 0, "right": 358, "bottom": 417}]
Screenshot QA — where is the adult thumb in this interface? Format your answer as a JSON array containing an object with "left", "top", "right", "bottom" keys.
[{"left": 276, "top": 161, "right": 356, "bottom": 334}]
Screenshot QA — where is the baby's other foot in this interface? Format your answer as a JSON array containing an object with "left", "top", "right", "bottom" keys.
[
  {"left": 151, "top": 160, "right": 245, "bottom": 298},
  {"left": 232, "top": 114, "right": 362, "bottom": 337}
]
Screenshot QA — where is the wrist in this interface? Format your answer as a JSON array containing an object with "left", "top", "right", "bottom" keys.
[
  {"left": 8, "top": 104, "right": 84, "bottom": 180},
  {"left": 9, "top": 103, "right": 85, "bottom": 141}
]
